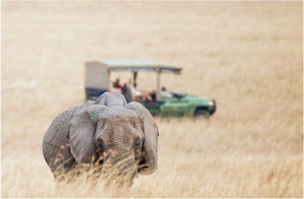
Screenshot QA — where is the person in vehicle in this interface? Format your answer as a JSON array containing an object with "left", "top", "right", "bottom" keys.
[
  {"left": 161, "top": 87, "right": 173, "bottom": 98},
  {"left": 130, "top": 83, "right": 152, "bottom": 102},
  {"left": 110, "top": 82, "right": 122, "bottom": 93},
  {"left": 122, "top": 83, "right": 132, "bottom": 103},
  {"left": 150, "top": 90, "right": 157, "bottom": 102},
  {"left": 113, "top": 78, "right": 123, "bottom": 93}
]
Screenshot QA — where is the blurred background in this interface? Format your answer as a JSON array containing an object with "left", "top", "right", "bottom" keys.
[{"left": 1, "top": 1, "right": 303, "bottom": 198}]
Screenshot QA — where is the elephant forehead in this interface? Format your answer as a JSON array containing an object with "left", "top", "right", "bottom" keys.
[
  {"left": 97, "top": 119, "right": 140, "bottom": 147},
  {"left": 98, "top": 109, "right": 141, "bottom": 129},
  {"left": 115, "top": 117, "right": 140, "bottom": 128},
  {"left": 97, "top": 123, "right": 135, "bottom": 149},
  {"left": 98, "top": 116, "right": 139, "bottom": 130}
]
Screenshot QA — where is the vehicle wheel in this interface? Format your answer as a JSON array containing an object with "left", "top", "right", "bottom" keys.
[{"left": 194, "top": 109, "right": 210, "bottom": 118}]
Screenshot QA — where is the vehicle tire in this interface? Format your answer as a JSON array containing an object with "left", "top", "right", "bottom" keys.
[{"left": 194, "top": 109, "right": 210, "bottom": 118}]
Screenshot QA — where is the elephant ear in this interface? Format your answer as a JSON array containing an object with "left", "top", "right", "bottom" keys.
[
  {"left": 95, "top": 92, "right": 127, "bottom": 107},
  {"left": 69, "top": 105, "right": 107, "bottom": 167},
  {"left": 126, "top": 102, "right": 159, "bottom": 175}
]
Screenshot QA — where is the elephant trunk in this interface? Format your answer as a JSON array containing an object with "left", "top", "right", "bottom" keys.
[{"left": 101, "top": 150, "right": 138, "bottom": 187}]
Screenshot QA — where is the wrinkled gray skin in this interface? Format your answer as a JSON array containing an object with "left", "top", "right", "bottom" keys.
[{"left": 42, "top": 92, "right": 159, "bottom": 187}]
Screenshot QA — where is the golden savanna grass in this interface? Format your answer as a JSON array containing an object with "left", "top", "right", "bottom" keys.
[{"left": 1, "top": 1, "right": 303, "bottom": 198}]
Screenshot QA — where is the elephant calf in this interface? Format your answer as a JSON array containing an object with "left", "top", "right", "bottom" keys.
[{"left": 42, "top": 92, "right": 159, "bottom": 186}]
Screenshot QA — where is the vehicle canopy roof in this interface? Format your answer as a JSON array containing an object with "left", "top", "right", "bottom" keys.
[
  {"left": 85, "top": 60, "right": 182, "bottom": 90},
  {"left": 86, "top": 60, "right": 182, "bottom": 73}
]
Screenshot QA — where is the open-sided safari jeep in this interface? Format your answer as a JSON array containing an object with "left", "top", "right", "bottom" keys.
[{"left": 85, "top": 60, "right": 216, "bottom": 117}]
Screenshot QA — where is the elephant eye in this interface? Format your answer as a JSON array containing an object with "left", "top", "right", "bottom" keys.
[
  {"left": 97, "top": 141, "right": 103, "bottom": 148},
  {"left": 135, "top": 140, "right": 140, "bottom": 146}
]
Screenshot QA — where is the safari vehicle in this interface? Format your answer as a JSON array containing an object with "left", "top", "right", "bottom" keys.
[{"left": 85, "top": 60, "right": 216, "bottom": 117}]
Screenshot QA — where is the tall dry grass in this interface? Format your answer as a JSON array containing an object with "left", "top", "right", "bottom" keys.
[{"left": 1, "top": 1, "right": 303, "bottom": 198}]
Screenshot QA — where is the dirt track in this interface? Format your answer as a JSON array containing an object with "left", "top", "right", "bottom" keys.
[{"left": 1, "top": 2, "right": 303, "bottom": 197}]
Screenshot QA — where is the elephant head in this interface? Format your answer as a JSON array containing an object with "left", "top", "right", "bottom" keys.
[{"left": 68, "top": 92, "right": 158, "bottom": 186}]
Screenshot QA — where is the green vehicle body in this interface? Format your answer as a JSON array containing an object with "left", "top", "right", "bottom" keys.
[
  {"left": 84, "top": 60, "right": 216, "bottom": 118},
  {"left": 142, "top": 94, "right": 216, "bottom": 117}
]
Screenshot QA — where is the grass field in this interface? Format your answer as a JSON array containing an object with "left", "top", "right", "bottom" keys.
[{"left": 1, "top": 1, "right": 303, "bottom": 198}]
